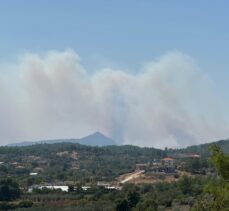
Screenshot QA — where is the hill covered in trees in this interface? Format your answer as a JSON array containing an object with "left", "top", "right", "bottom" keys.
[
  {"left": 0, "top": 142, "right": 166, "bottom": 184},
  {"left": 0, "top": 139, "right": 228, "bottom": 210},
  {"left": 168, "top": 139, "right": 229, "bottom": 157},
  {"left": 0, "top": 138, "right": 228, "bottom": 185}
]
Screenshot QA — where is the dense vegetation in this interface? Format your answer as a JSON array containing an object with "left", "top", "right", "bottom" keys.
[
  {"left": 169, "top": 139, "right": 229, "bottom": 157},
  {"left": 192, "top": 144, "right": 229, "bottom": 210},
  {"left": 0, "top": 143, "right": 166, "bottom": 184},
  {"left": 0, "top": 140, "right": 228, "bottom": 210},
  {"left": 0, "top": 176, "right": 207, "bottom": 211}
]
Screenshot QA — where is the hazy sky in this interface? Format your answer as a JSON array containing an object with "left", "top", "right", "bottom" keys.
[{"left": 0, "top": 1, "right": 229, "bottom": 148}]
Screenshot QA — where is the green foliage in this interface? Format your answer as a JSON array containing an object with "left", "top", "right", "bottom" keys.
[
  {"left": 1, "top": 141, "right": 229, "bottom": 210},
  {"left": 0, "top": 143, "right": 165, "bottom": 183},
  {"left": 170, "top": 139, "right": 229, "bottom": 161},
  {"left": 192, "top": 144, "right": 229, "bottom": 210},
  {"left": 115, "top": 186, "right": 141, "bottom": 210},
  {"left": 0, "top": 178, "right": 20, "bottom": 201},
  {"left": 135, "top": 198, "right": 158, "bottom": 211},
  {"left": 116, "top": 199, "right": 129, "bottom": 211},
  {"left": 209, "top": 144, "right": 229, "bottom": 180},
  {"left": 127, "top": 190, "right": 140, "bottom": 209},
  {"left": 182, "top": 157, "right": 208, "bottom": 174},
  {"left": 0, "top": 202, "right": 17, "bottom": 210},
  {"left": 18, "top": 200, "right": 33, "bottom": 208}
]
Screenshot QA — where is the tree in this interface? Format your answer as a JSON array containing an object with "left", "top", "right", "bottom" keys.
[
  {"left": 116, "top": 199, "right": 129, "bottom": 211},
  {"left": 209, "top": 144, "right": 229, "bottom": 180},
  {"left": 179, "top": 176, "right": 192, "bottom": 195},
  {"left": 135, "top": 198, "right": 158, "bottom": 211},
  {"left": 192, "top": 144, "right": 229, "bottom": 210},
  {"left": 127, "top": 190, "right": 140, "bottom": 209},
  {"left": 0, "top": 178, "right": 20, "bottom": 201},
  {"left": 68, "top": 185, "right": 74, "bottom": 192}
]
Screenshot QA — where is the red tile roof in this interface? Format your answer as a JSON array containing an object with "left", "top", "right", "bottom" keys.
[{"left": 162, "top": 157, "right": 174, "bottom": 161}]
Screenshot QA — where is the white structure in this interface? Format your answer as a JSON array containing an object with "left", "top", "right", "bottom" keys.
[
  {"left": 81, "top": 186, "right": 91, "bottom": 191},
  {"left": 29, "top": 172, "right": 38, "bottom": 176},
  {"left": 29, "top": 185, "right": 69, "bottom": 193}
]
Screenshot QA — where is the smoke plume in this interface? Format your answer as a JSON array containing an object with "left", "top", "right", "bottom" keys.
[{"left": 0, "top": 50, "right": 228, "bottom": 148}]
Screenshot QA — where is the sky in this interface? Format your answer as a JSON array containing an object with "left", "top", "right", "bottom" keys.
[{"left": 0, "top": 1, "right": 229, "bottom": 148}]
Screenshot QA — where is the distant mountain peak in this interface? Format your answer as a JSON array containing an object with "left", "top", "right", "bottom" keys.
[
  {"left": 83, "top": 131, "right": 108, "bottom": 138},
  {"left": 80, "top": 132, "right": 116, "bottom": 146},
  {"left": 93, "top": 131, "right": 104, "bottom": 136}
]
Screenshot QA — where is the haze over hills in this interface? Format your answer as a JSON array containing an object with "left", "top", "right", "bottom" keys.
[
  {"left": 7, "top": 129, "right": 229, "bottom": 156},
  {"left": 7, "top": 132, "right": 117, "bottom": 147},
  {"left": 7, "top": 129, "right": 229, "bottom": 154}
]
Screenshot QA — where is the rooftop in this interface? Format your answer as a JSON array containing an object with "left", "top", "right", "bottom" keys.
[{"left": 162, "top": 157, "right": 174, "bottom": 161}]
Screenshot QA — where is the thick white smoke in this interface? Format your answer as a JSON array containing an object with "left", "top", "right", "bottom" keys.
[{"left": 0, "top": 49, "right": 228, "bottom": 148}]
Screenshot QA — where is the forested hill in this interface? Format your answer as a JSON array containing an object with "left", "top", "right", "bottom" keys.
[
  {"left": 0, "top": 143, "right": 165, "bottom": 182},
  {"left": 0, "top": 139, "right": 228, "bottom": 183},
  {"left": 4, "top": 137, "right": 229, "bottom": 160},
  {"left": 0, "top": 143, "right": 165, "bottom": 161},
  {"left": 169, "top": 139, "right": 229, "bottom": 157}
]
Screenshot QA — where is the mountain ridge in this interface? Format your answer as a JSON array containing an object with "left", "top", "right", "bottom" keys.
[{"left": 7, "top": 132, "right": 117, "bottom": 147}]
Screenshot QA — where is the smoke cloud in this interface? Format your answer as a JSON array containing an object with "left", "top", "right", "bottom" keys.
[{"left": 0, "top": 50, "right": 228, "bottom": 148}]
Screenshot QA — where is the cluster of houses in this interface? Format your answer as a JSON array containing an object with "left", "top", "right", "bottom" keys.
[
  {"left": 1, "top": 152, "right": 80, "bottom": 177},
  {"left": 135, "top": 153, "right": 201, "bottom": 174},
  {"left": 28, "top": 153, "right": 201, "bottom": 192},
  {"left": 4, "top": 151, "right": 201, "bottom": 193},
  {"left": 135, "top": 157, "right": 175, "bottom": 173}
]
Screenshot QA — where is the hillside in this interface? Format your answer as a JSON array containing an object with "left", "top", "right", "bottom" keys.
[
  {"left": 1, "top": 138, "right": 228, "bottom": 185},
  {"left": 0, "top": 138, "right": 228, "bottom": 210},
  {"left": 169, "top": 139, "right": 229, "bottom": 158},
  {"left": 0, "top": 143, "right": 165, "bottom": 184}
]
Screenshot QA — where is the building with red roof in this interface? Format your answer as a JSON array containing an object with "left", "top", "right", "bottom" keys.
[{"left": 161, "top": 157, "right": 174, "bottom": 168}]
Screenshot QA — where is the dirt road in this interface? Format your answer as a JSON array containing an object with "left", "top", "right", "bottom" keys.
[{"left": 120, "top": 170, "right": 145, "bottom": 184}]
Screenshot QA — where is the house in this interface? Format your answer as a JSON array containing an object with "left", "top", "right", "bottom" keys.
[
  {"left": 135, "top": 163, "right": 149, "bottom": 171},
  {"left": 161, "top": 157, "right": 175, "bottom": 173},
  {"left": 176, "top": 153, "right": 201, "bottom": 158},
  {"left": 161, "top": 157, "right": 174, "bottom": 167},
  {"left": 190, "top": 154, "right": 201, "bottom": 158},
  {"left": 29, "top": 185, "right": 69, "bottom": 193},
  {"left": 70, "top": 151, "right": 78, "bottom": 160},
  {"left": 56, "top": 151, "right": 69, "bottom": 157},
  {"left": 29, "top": 172, "right": 38, "bottom": 176},
  {"left": 81, "top": 186, "right": 91, "bottom": 191},
  {"left": 106, "top": 186, "right": 122, "bottom": 190},
  {"left": 97, "top": 181, "right": 110, "bottom": 187},
  {"left": 11, "top": 161, "right": 19, "bottom": 166},
  {"left": 33, "top": 167, "right": 44, "bottom": 173}
]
